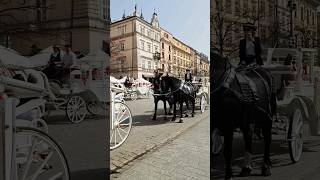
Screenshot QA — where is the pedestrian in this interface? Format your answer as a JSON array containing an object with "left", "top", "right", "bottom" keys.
[
  {"left": 185, "top": 69, "right": 192, "bottom": 82},
  {"left": 59, "top": 45, "right": 76, "bottom": 82},
  {"left": 239, "top": 22, "right": 263, "bottom": 66},
  {"left": 74, "top": 51, "right": 85, "bottom": 59},
  {"left": 43, "top": 45, "right": 62, "bottom": 79}
]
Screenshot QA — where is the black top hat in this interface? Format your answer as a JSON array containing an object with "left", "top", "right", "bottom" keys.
[{"left": 243, "top": 22, "right": 256, "bottom": 31}]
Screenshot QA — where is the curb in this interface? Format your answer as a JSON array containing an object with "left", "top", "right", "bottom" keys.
[{"left": 110, "top": 111, "right": 210, "bottom": 173}]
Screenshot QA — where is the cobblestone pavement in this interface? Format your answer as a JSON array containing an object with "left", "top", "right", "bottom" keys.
[
  {"left": 212, "top": 133, "right": 320, "bottom": 180},
  {"left": 111, "top": 112, "right": 210, "bottom": 180},
  {"left": 47, "top": 111, "right": 108, "bottom": 179},
  {"left": 111, "top": 97, "right": 210, "bottom": 172}
]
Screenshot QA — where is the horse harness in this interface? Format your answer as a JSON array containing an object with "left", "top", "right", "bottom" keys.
[{"left": 221, "top": 65, "right": 274, "bottom": 117}]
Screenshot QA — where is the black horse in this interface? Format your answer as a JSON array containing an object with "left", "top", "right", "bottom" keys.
[
  {"left": 160, "top": 75, "right": 199, "bottom": 123},
  {"left": 151, "top": 75, "right": 174, "bottom": 120},
  {"left": 212, "top": 51, "right": 277, "bottom": 180}
]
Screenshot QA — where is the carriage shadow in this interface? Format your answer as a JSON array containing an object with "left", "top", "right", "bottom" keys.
[
  {"left": 45, "top": 113, "right": 105, "bottom": 125},
  {"left": 211, "top": 136, "right": 320, "bottom": 179},
  {"left": 71, "top": 168, "right": 107, "bottom": 180}
]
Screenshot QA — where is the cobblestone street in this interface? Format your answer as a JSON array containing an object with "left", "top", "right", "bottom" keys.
[
  {"left": 111, "top": 97, "right": 210, "bottom": 178},
  {"left": 111, "top": 103, "right": 210, "bottom": 179}
]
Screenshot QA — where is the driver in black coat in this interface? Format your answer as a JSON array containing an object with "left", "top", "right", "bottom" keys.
[
  {"left": 185, "top": 69, "right": 192, "bottom": 83},
  {"left": 239, "top": 23, "right": 263, "bottom": 66}
]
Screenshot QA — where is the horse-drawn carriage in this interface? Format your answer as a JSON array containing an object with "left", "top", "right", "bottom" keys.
[
  {"left": 43, "top": 55, "right": 108, "bottom": 123},
  {"left": 212, "top": 47, "right": 319, "bottom": 179},
  {"left": 263, "top": 48, "right": 319, "bottom": 162}
]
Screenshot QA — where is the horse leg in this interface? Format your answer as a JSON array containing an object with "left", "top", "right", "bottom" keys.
[
  {"left": 191, "top": 98, "right": 195, "bottom": 117},
  {"left": 185, "top": 100, "right": 189, "bottom": 117},
  {"left": 239, "top": 126, "right": 253, "bottom": 177},
  {"left": 171, "top": 100, "right": 176, "bottom": 122},
  {"left": 152, "top": 98, "right": 158, "bottom": 120},
  {"left": 179, "top": 101, "right": 183, "bottom": 123},
  {"left": 163, "top": 100, "right": 167, "bottom": 120},
  {"left": 224, "top": 130, "right": 234, "bottom": 180},
  {"left": 168, "top": 100, "right": 173, "bottom": 115},
  {"left": 262, "top": 118, "right": 272, "bottom": 176}
]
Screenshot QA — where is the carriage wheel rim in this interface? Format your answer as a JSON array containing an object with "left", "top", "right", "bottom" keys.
[
  {"left": 67, "top": 96, "right": 86, "bottom": 123},
  {"left": 16, "top": 127, "right": 70, "bottom": 180},
  {"left": 201, "top": 96, "right": 206, "bottom": 113},
  {"left": 110, "top": 102, "right": 132, "bottom": 150},
  {"left": 290, "top": 108, "right": 303, "bottom": 161}
]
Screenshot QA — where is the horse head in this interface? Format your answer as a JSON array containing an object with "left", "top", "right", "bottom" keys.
[{"left": 211, "top": 50, "right": 231, "bottom": 90}]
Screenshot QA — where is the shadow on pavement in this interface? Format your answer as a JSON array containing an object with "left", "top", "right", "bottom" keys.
[
  {"left": 211, "top": 135, "right": 320, "bottom": 179},
  {"left": 71, "top": 168, "right": 108, "bottom": 180}
]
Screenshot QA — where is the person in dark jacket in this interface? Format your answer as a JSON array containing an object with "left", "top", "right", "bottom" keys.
[
  {"left": 185, "top": 69, "right": 192, "bottom": 82},
  {"left": 43, "top": 46, "right": 62, "bottom": 79},
  {"left": 239, "top": 23, "right": 263, "bottom": 66}
]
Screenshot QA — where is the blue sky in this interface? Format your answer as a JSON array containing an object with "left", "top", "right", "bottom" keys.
[{"left": 110, "top": 0, "right": 210, "bottom": 58}]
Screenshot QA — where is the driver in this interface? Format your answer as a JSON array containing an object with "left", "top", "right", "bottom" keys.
[{"left": 239, "top": 23, "right": 263, "bottom": 66}]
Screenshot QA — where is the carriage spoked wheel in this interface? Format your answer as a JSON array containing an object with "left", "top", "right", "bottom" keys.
[
  {"left": 110, "top": 102, "right": 132, "bottom": 150},
  {"left": 16, "top": 127, "right": 70, "bottom": 180},
  {"left": 288, "top": 107, "right": 304, "bottom": 163},
  {"left": 200, "top": 95, "right": 206, "bottom": 113},
  {"left": 66, "top": 95, "right": 87, "bottom": 123},
  {"left": 130, "top": 92, "right": 138, "bottom": 101}
]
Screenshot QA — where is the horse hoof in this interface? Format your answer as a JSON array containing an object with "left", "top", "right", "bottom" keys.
[
  {"left": 185, "top": 114, "right": 189, "bottom": 117},
  {"left": 191, "top": 114, "right": 194, "bottom": 117},
  {"left": 171, "top": 118, "right": 176, "bottom": 122},
  {"left": 179, "top": 119, "right": 183, "bottom": 123},
  {"left": 261, "top": 165, "right": 271, "bottom": 176},
  {"left": 239, "top": 166, "right": 252, "bottom": 177},
  {"left": 152, "top": 117, "right": 156, "bottom": 121}
]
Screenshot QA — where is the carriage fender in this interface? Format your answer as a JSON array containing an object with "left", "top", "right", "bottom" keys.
[{"left": 73, "top": 90, "right": 99, "bottom": 103}]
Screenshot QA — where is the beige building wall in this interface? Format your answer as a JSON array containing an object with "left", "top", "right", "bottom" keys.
[
  {"left": 171, "top": 37, "right": 193, "bottom": 78},
  {"left": 160, "top": 28, "right": 173, "bottom": 73},
  {"left": 0, "top": 0, "right": 109, "bottom": 55},
  {"left": 110, "top": 10, "right": 160, "bottom": 79}
]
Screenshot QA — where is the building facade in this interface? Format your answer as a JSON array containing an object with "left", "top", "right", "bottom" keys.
[
  {"left": 0, "top": 0, "right": 109, "bottom": 55},
  {"left": 110, "top": 6, "right": 161, "bottom": 79},
  {"left": 211, "top": 0, "right": 319, "bottom": 59},
  {"left": 160, "top": 28, "right": 173, "bottom": 74},
  {"left": 171, "top": 37, "right": 194, "bottom": 78}
]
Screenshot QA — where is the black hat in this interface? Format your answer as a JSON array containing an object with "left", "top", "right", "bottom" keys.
[{"left": 243, "top": 22, "right": 256, "bottom": 31}]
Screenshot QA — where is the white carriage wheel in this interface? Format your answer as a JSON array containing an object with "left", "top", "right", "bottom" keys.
[
  {"left": 16, "top": 127, "right": 70, "bottom": 180},
  {"left": 130, "top": 92, "right": 138, "bottom": 101},
  {"left": 86, "top": 102, "right": 100, "bottom": 115},
  {"left": 66, "top": 96, "right": 87, "bottom": 123},
  {"left": 110, "top": 102, "right": 132, "bottom": 150},
  {"left": 288, "top": 108, "right": 304, "bottom": 163},
  {"left": 200, "top": 95, "right": 206, "bottom": 113}
]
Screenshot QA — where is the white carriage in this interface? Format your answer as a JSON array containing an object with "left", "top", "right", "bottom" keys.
[
  {"left": 109, "top": 85, "right": 132, "bottom": 150},
  {"left": 0, "top": 55, "right": 70, "bottom": 179},
  {"left": 193, "top": 77, "right": 210, "bottom": 113},
  {"left": 44, "top": 51, "right": 108, "bottom": 123},
  {"left": 263, "top": 48, "right": 319, "bottom": 162}
]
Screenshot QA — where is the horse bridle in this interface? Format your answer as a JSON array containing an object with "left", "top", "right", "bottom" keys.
[{"left": 212, "top": 59, "right": 232, "bottom": 93}]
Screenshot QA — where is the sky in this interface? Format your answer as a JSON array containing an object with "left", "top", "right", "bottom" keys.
[{"left": 110, "top": 0, "right": 210, "bottom": 58}]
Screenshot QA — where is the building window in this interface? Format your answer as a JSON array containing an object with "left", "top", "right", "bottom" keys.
[
  {"left": 148, "top": 61, "right": 151, "bottom": 70},
  {"left": 301, "top": 7, "right": 303, "bottom": 20},
  {"left": 169, "top": 46, "right": 171, "bottom": 52},
  {"left": 225, "top": 0, "right": 231, "bottom": 13},
  {"left": 154, "top": 45, "right": 158, "bottom": 52},
  {"left": 140, "top": 40, "right": 145, "bottom": 50},
  {"left": 147, "top": 43, "right": 151, "bottom": 52},
  {"left": 162, "top": 42, "right": 164, "bottom": 49},
  {"left": 120, "top": 42, "right": 125, "bottom": 51},
  {"left": 147, "top": 30, "right": 151, "bottom": 37},
  {"left": 169, "top": 55, "right": 171, "bottom": 60},
  {"left": 142, "top": 59, "right": 146, "bottom": 69},
  {"left": 118, "top": 25, "right": 126, "bottom": 35},
  {"left": 162, "top": 52, "right": 164, "bottom": 58}
]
